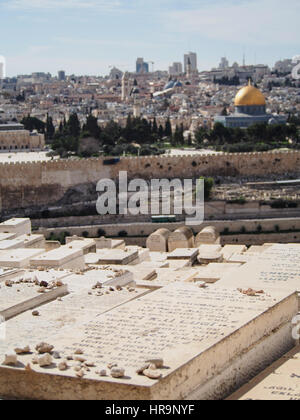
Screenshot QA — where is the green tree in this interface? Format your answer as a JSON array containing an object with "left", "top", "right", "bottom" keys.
[
  {"left": 45, "top": 114, "right": 55, "bottom": 141},
  {"left": 67, "top": 113, "right": 81, "bottom": 138},
  {"left": 83, "top": 114, "right": 101, "bottom": 139},
  {"left": 152, "top": 117, "right": 158, "bottom": 134},
  {"left": 165, "top": 118, "right": 172, "bottom": 137},
  {"left": 21, "top": 116, "right": 45, "bottom": 133}
]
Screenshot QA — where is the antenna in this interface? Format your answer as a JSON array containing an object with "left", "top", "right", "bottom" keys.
[{"left": 149, "top": 61, "right": 155, "bottom": 72}]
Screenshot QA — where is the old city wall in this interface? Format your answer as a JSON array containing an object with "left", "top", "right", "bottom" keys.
[{"left": 0, "top": 150, "right": 300, "bottom": 213}]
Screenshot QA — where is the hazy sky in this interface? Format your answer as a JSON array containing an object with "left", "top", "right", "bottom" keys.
[{"left": 1, "top": 0, "right": 299, "bottom": 76}]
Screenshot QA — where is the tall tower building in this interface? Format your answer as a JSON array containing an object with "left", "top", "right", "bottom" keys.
[
  {"left": 58, "top": 70, "right": 66, "bottom": 81},
  {"left": 136, "top": 58, "right": 149, "bottom": 74},
  {"left": 184, "top": 52, "right": 197, "bottom": 74},
  {"left": 169, "top": 62, "right": 183, "bottom": 76},
  {"left": 121, "top": 72, "right": 130, "bottom": 101}
]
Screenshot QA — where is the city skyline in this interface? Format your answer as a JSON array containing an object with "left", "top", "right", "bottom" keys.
[{"left": 0, "top": 0, "right": 299, "bottom": 77}]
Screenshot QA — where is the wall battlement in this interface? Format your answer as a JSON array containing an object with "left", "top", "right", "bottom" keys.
[
  {"left": 0, "top": 149, "right": 297, "bottom": 169},
  {"left": 0, "top": 150, "right": 300, "bottom": 215}
]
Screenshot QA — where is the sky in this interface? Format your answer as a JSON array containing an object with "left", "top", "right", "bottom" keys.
[{"left": 0, "top": 0, "right": 299, "bottom": 77}]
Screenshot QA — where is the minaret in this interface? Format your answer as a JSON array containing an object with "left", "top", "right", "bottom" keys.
[
  {"left": 132, "top": 83, "right": 141, "bottom": 118},
  {"left": 186, "top": 57, "right": 192, "bottom": 79},
  {"left": 121, "top": 72, "right": 130, "bottom": 102}
]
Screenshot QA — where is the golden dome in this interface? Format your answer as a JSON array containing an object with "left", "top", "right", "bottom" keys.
[{"left": 234, "top": 81, "right": 266, "bottom": 106}]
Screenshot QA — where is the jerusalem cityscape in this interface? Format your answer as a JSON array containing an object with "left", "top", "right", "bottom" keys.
[{"left": 0, "top": 0, "right": 300, "bottom": 405}]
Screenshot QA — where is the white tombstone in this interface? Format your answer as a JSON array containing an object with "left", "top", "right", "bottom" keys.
[
  {"left": 146, "top": 229, "right": 171, "bottom": 252},
  {"left": 168, "top": 226, "right": 194, "bottom": 252},
  {"left": 195, "top": 226, "right": 220, "bottom": 246}
]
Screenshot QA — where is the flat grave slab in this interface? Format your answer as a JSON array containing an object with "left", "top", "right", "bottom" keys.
[
  {"left": 30, "top": 246, "right": 85, "bottom": 270},
  {"left": 227, "top": 253, "right": 256, "bottom": 264},
  {"left": 0, "top": 239, "right": 27, "bottom": 250},
  {"left": 0, "top": 218, "right": 31, "bottom": 236},
  {"left": 0, "top": 284, "right": 150, "bottom": 370},
  {"left": 65, "top": 239, "right": 96, "bottom": 255},
  {"left": 95, "top": 238, "right": 125, "bottom": 250},
  {"left": 0, "top": 248, "right": 45, "bottom": 268},
  {"left": 85, "top": 249, "right": 139, "bottom": 265},
  {"left": 0, "top": 282, "right": 297, "bottom": 400},
  {"left": 197, "top": 244, "right": 223, "bottom": 264},
  {"left": 244, "top": 245, "right": 271, "bottom": 255},
  {"left": 221, "top": 245, "right": 247, "bottom": 261},
  {"left": 228, "top": 346, "right": 300, "bottom": 400},
  {"left": 0, "top": 233, "right": 17, "bottom": 242},
  {"left": 16, "top": 234, "right": 45, "bottom": 249},
  {"left": 63, "top": 269, "right": 134, "bottom": 291},
  {"left": 193, "top": 263, "right": 242, "bottom": 283},
  {"left": 167, "top": 259, "right": 192, "bottom": 269},
  {"left": 0, "top": 278, "right": 68, "bottom": 320},
  {"left": 167, "top": 248, "right": 198, "bottom": 262},
  {"left": 136, "top": 268, "right": 200, "bottom": 289},
  {"left": 218, "top": 244, "right": 300, "bottom": 293},
  {"left": 96, "top": 264, "right": 158, "bottom": 282}
]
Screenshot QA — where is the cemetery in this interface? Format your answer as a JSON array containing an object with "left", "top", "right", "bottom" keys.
[{"left": 0, "top": 218, "right": 299, "bottom": 400}]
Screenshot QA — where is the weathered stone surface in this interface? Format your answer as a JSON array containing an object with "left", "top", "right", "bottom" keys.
[
  {"left": 3, "top": 353, "right": 18, "bottom": 366},
  {"left": 110, "top": 367, "right": 125, "bottom": 378},
  {"left": 58, "top": 361, "right": 68, "bottom": 371},
  {"left": 143, "top": 369, "right": 162, "bottom": 380},
  {"left": 168, "top": 227, "right": 194, "bottom": 252},
  {"left": 38, "top": 353, "right": 53, "bottom": 367},
  {"left": 195, "top": 226, "right": 220, "bottom": 246},
  {"left": 14, "top": 346, "right": 30, "bottom": 355},
  {"left": 35, "top": 342, "right": 54, "bottom": 354},
  {"left": 228, "top": 346, "right": 300, "bottom": 400},
  {"left": 146, "top": 229, "right": 171, "bottom": 252}
]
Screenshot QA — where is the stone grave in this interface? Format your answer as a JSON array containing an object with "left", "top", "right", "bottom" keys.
[
  {"left": 221, "top": 245, "right": 247, "bottom": 261},
  {"left": 0, "top": 248, "right": 46, "bottom": 268},
  {"left": 167, "top": 248, "right": 198, "bottom": 264},
  {"left": 64, "top": 269, "right": 135, "bottom": 289},
  {"left": 146, "top": 229, "right": 171, "bottom": 252},
  {"left": 193, "top": 263, "right": 242, "bottom": 284},
  {"left": 168, "top": 227, "right": 194, "bottom": 252},
  {"left": 218, "top": 244, "right": 300, "bottom": 294},
  {"left": 0, "top": 233, "right": 17, "bottom": 242},
  {"left": 227, "top": 345, "right": 300, "bottom": 400},
  {"left": 65, "top": 238, "right": 96, "bottom": 255},
  {"left": 195, "top": 226, "right": 220, "bottom": 247},
  {"left": 198, "top": 244, "right": 223, "bottom": 264},
  {"left": 17, "top": 234, "right": 45, "bottom": 249},
  {"left": 0, "top": 283, "right": 150, "bottom": 368},
  {"left": 95, "top": 237, "right": 125, "bottom": 250},
  {"left": 136, "top": 267, "right": 200, "bottom": 289},
  {"left": 0, "top": 275, "right": 68, "bottom": 320},
  {"left": 0, "top": 218, "right": 31, "bottom": 236},
  {"left": 227, "top": 253, "right": 256, "bottom": 264},
  {"left": 85, "top": 249, "right": 139, "bottom": 266},
  {"left": 0, "top": 239, "right": 27, "bottom": 251},
  {"left": 97, "top": 263, "right": 158, "bottom": 282},
  {"left": 126, "top": 246, "right": 150, "bottom": 264},
  {"left": 30, "top": 246, "right": 85, "bottom": 270},
  {"left": 167, "top": 259, "right": 193, "bottom": 269},
  {"left": 0, "top": 282, "right": 297, "bottom": 400},
  {"left": 244, "top": 245, "right": 271, "bottom": 255}
]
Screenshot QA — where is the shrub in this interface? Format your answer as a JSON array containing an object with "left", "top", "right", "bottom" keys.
[{"left": 197, "top": 177, "right": 214, "bottom": 200}]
